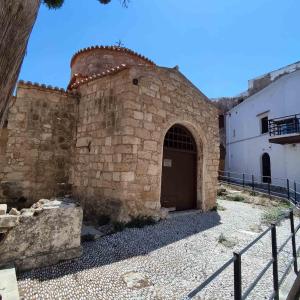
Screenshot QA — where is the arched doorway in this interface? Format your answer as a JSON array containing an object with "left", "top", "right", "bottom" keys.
[
  {"left": 161, "top": 124, "right": 197, "bottom": 210},
  {"left": 262, "top": 153, "right": 271, "bottom": 183}
]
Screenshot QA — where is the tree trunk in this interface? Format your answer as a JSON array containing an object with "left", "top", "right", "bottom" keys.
[{"left": 0, "top": 0, "right": 40, "bottom": 126}]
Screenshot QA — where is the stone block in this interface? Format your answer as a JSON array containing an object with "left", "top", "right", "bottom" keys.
[
  {"left": 121, "top": 172, "right": 135, "bottom": 182},
  {"left": 0, "top": 204, "right": 7, "bottom": 215},
  {"left": 0, "top": 215, "right": 19, "bottom": 228},
  {"left": 0, "top": 198, "right": 83, "bottom": 271},
  {"left": 76, "top": 137, "right": 90, "bottom": 148},
  {"left": 133, "top": 111, "right": 144, "bottom": 120},
  {"left": 144, "top": 140, "right": 157, "bottom": 151},
  {"left": 148, "top": 164, "right": 158, "bottom": 176},
  {"left": 9, "top": 208, "right": 20, "bottom": 216},
  {"left": 122, "top": 136, "right": 141, "bottom": 145}
]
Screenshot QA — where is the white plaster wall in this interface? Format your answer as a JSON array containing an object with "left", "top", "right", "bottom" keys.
[{"left": 225, "top": 70, "right": 300, "bottom": 187}]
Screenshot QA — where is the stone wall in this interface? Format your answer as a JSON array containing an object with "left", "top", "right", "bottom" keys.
[
  {"left": 0, "top": 84, "right": 77, "bottom": 208},
  {"left": 0, "top": 61, "right": 219, "bottom": 223},
  {"left": 70, "top": 69, "right": 132, "bottom": 221},
  {"left": 71, "top": 65, "right": 219, "bottom": 222},
  {"left": 0, "top": 198, "right": 82, "bottom": 271}
]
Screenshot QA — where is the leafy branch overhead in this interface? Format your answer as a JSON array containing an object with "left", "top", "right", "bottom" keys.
[{"left": 43, "top": 0, "right": 130, "bottom": 9}]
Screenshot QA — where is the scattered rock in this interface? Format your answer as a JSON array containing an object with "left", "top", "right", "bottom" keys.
[
  {"left": 38, "top": 199, "right": 50, "bottom": 205},
  {"left": 122, "top": 272, "right": 151, "bottom": 289},
  {"left": 20, "top": 209, "right": 34, "bottom": 217},
  {"left": 9, "top": 208, "right": 21, "bottom": 216},
  {"left": 249, "top": 224, "right": 263, "bottom": 233},
  {"left": 0, "top": 204, "right": 7, "bottom": 215}
]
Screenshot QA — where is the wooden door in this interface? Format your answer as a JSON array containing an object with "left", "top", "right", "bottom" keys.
[{"left": 161, "top": 125, "right": 197, "bottom": 210}]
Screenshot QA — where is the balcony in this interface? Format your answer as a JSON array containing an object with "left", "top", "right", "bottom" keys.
[{"left": 269, "top": 113, "right": 300, "bottom": 144}]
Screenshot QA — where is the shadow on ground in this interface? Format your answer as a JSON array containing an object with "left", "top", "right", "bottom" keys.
[{"left": 18, "top": 210, "right": 221, "bottom": 282}]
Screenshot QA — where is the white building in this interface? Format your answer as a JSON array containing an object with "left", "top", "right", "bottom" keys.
[{"left": 225, "top": 62, "right": 300, "bottom": 191}]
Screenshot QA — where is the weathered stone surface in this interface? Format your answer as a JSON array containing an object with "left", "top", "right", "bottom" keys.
[
  {"left": 0, "top": 215, "right": 19, "bottom": 228},
  {"left": 0, "top": 87, "right": 76, "bottom": 207},
  {"left": 71, "top": 64, "right": 219, "bottom": 221},
  {"left": 0, "top": 47, "right": 219, "bottom": 223},
  {"left": 20, "top": 208, "right": 34, "bottom": 217},
  {"left": 0, "top": 203, "right": 7, "bottom": 215},
  {"left": 9, "top": 208, "right": 20, "bottom": 216},
  {"left": 0, "top": 198, "right": 83, "bottom": 271}
]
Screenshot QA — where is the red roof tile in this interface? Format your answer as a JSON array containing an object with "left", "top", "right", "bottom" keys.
[
  {"left": 70, "top": 45, "right": 155, "bottom": 67},
  {"left": 68, "top": 64, "right": 129, "bottom": 90}
]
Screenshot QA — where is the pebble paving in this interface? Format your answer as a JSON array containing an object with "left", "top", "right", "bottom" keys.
[{"left": 18, "top": 199, "right": 299, "bottom": 300}]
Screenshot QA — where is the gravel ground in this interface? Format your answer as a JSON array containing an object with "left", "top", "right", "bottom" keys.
[{"left": 18, "top": 198, "right": 300, "bottom": 300}]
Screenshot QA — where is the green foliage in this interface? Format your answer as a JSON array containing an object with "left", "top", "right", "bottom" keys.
[
  {"left": 98, "top": 0, "right": 112, "bottom": 4},
  {"left": 217, "top": 233, "right": 236, "bottom": 248},
  {"left": 261, "top": 207, "right": 288, "bottom": 225},
  {"left": 43, "top": 0, "right": 129, "bottom": 9},
  {"left": 218, "top": 233, "right": 226, "bottom": 243},
  {"left": 43, "top": 0, "right": 64, "bottom": 9},
  {"left": 230, "top": 195, "right": 245, "bottom": 202}
]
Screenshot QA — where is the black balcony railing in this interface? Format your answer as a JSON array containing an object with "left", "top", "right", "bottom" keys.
[{"left": 269, "top": 114, "right": 300, "bottom": 137}]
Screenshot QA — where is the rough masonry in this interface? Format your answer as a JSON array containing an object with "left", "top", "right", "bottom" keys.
[
  {"left": 0, "top": 46, "right": 219, "bottom": 222},
  {"left": 0, "top": 198, "right": 82, "bottom": 271}
]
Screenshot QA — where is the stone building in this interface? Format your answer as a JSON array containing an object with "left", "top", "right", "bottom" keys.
[{"left": 0, "top": 46, "right": 219, "bottom": 222}]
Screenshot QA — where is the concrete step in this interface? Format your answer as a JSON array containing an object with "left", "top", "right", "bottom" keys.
[{"left": 0, "top": 264, "right": 19, "bottom": 300}]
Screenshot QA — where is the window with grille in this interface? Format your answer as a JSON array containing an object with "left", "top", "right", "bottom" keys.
[{"left": 164, "top": 125, "right": 196, "bottom": 152}]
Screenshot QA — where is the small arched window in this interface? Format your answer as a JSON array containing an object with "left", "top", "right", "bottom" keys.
[{"left": 164, "top": 125, "right": 196, "bottom": 153}]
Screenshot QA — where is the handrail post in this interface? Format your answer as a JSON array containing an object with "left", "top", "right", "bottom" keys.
[
  {"left": 287, "top": 179, "right": 290, "bottom": 200},
  {"left": 271, "top": 224, "right": 279, "bottom": 300},
  {"left": 252, "top": 175, "right": 255, "bottom": 192},
  {"left": 290, "top": 210, "right": 298, "bottom": 274},
  {"left": 268, "top": 181, "right": 271, "bottom": 199},
  {"left": 233, "top": 252, "right": 242, "bottom": 300},
  {"left": 243, "top": 173, "right": 245, "bottom": 189}
]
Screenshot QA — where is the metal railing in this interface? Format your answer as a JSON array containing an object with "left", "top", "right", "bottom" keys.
[
  {"left": 269, "top": 114, "right": 300, "bottom": 137},
  {"left": 183, "top": 172, "right": 300, "bottom": 300},
  {"left": 218, "top": 170, "right": 300, "bottom": 204}
]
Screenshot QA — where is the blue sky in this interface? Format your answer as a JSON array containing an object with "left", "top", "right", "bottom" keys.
[{"left": 19, "top": 0, "right": 300, "bottom": 98}]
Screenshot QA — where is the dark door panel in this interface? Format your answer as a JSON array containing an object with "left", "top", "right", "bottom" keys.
[{"left": 161, "top": 148, "right": 197, "bottom": 210}]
